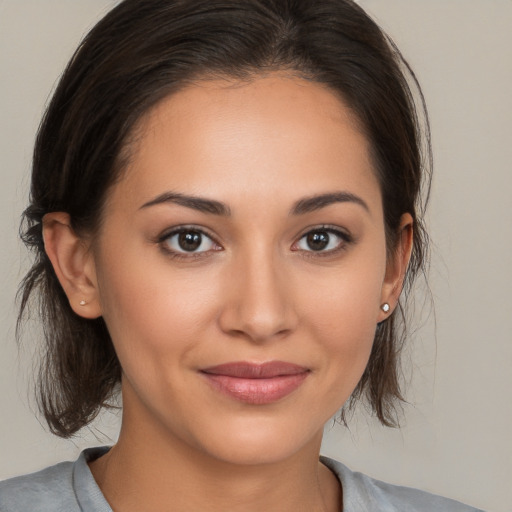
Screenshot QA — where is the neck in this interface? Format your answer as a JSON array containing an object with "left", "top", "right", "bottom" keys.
[{"left": 89, "top": 396, "right": 341, "bottom": 511}]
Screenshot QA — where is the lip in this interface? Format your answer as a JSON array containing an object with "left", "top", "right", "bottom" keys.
[{"left": 200, "top": 361, "right": 310, "bottom": 405}]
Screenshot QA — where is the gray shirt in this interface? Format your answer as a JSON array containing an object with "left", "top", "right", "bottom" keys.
[{"left": 0, "top": 447, "right": 484, "bottom": 511}]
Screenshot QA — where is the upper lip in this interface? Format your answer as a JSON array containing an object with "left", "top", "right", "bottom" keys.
[{"left": 201, "top": 361, "right": 309, "bottom": 379}]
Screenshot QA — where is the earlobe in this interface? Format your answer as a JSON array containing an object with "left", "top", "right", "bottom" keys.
[
  {"left": 42, "top": 212, "right": 102, "bottom": 319},
  {"left": 378, "top": 213, "right": 414, "bottom": 322}
]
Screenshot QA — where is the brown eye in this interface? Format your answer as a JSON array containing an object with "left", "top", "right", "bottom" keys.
[
  {"left": 163, "top": 229, "right": 216, "bottom": 254},
  {"left": 306, "top": 231, "right": 330, "bottom": 251},
  {"left": 295, "top": 228, "right": 351, "bottom": 253},
  {"left": 178, "top": 231, "right": 202, "bottom": 251}
]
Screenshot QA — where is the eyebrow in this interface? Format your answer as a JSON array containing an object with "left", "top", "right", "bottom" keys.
[
  {"left": 140, "top": 190, "right": 369, "bottom": 216},
  {"left": 291, "top": 192, "right": 369, "bottom": 215},
  {"left": 140, "top": 192, "right": 231, "bottom": 216}
]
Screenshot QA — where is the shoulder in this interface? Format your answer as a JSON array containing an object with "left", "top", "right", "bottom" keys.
[
  {"left": 0, "top": 446, "right": 111, "bottom": 512},
  {"left": 0, "top": 460, "right": 78, "bottom": 512},
  {"left": 320, "top": 456, "right": 486, "bottom": 512}
]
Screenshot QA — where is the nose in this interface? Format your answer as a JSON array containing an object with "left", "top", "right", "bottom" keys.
[{"left": 217, "top": 249, "right": 298, "bottom": 343}]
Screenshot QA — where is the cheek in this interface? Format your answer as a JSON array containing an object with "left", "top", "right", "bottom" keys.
[
  {"left": 300, "top": 251, "right": 385, "bottom": 400},
  {"left": 304, "top": 253, "right": 385, "bottom": 341},
  {"left": 94, "top": 248, "right": 220, "bottom": 375}
]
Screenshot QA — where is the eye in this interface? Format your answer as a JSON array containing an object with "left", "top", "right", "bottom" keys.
[
  {"left": 294, "top": 227, "right": 351, "bottom": 253},
  {"left": 161, "top": 228, "right": 218, "bottom": 255}
]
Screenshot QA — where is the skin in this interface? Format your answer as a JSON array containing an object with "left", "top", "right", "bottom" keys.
[{"left": 43, "top": 74, "right": 413, "bottom": 512}]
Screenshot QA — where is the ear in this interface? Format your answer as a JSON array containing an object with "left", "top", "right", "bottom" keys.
[
  {"left": 42, "top": 212, "right": 102, "bottom": 319},
  {"left": 378, "top": 213, "right": 414, "bottom": 322}
]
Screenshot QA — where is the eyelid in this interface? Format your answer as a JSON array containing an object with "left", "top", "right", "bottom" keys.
[
  {"left": 157, "top": 225, "right": 223, "bottom": 259},
  {"left": 291, "top": 225, "right": 354, "bottom": 255},
  {"left": 154, "top": 223, "right": 354, "bottom": 260}
]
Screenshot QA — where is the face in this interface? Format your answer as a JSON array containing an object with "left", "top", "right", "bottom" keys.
[{"left": 90, "top": 75, "right": 395, "bottom": 465}]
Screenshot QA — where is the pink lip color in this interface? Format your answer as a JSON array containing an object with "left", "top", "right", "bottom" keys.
[{"left": 200, "top": 361, "right": 309, "bottom": 405}]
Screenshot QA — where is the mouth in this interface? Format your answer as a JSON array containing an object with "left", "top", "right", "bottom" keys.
[{"left": 200, "top": 361, "right": 310, "bottom": 405}]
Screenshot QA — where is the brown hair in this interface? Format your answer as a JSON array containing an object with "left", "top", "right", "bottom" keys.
[{"left": 18, "top": 0, "right": 431, "bottom": 437}]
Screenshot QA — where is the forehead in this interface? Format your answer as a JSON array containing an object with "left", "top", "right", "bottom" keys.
[{"left": 109, "top": 74, "right": 380, "bottom": 215}]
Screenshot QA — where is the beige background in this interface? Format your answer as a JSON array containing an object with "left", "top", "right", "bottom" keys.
[{"left": 1, "top": 1, "right": 511, "bottom": 511}]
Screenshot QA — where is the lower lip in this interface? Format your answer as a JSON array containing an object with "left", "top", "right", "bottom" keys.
[{"left": 202, "top": 372, "right": 309, "bottom": 405}]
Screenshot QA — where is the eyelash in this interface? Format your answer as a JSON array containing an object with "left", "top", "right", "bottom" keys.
[
  {"left": 157, "top": 226, "right": 221, "bottom": 261},
  {"left": 157, "top": 225, "right": 354, "bottom": 261},
  {"left": 292, "top": 225, "right": 354, "bottom": 259}
]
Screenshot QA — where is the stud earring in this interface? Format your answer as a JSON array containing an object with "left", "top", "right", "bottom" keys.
[
  {"left": 79, "top": 300, "right": 87, "bottom": 306},
  {"left": 381, "top": 303, "right": 390, "bottom": 313}
]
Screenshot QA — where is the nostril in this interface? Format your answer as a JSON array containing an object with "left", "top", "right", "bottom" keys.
[
  {"left": 217, "top": 259, "right": 299, "bottom": 342},
  {"left": 218, "top": 304, "right": 298, "bottom": 343}
]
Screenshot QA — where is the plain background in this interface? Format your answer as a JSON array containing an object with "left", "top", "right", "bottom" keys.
[{"left": 0, "top": 1, "right": 510, "bottom": 511}]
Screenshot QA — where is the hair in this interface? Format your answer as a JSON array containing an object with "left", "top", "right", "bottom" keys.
[{"left": 18, "top": 0, "right": 431, "bottom": 437}]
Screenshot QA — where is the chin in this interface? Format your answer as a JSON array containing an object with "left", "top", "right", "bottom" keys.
[{"left": 184, "top": 413, "right": 325, "bottom": 467}]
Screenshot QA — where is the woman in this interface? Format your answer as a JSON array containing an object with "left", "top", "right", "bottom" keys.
[{"left": 0, "top": 0, "right": 484, "bottom": 510}]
